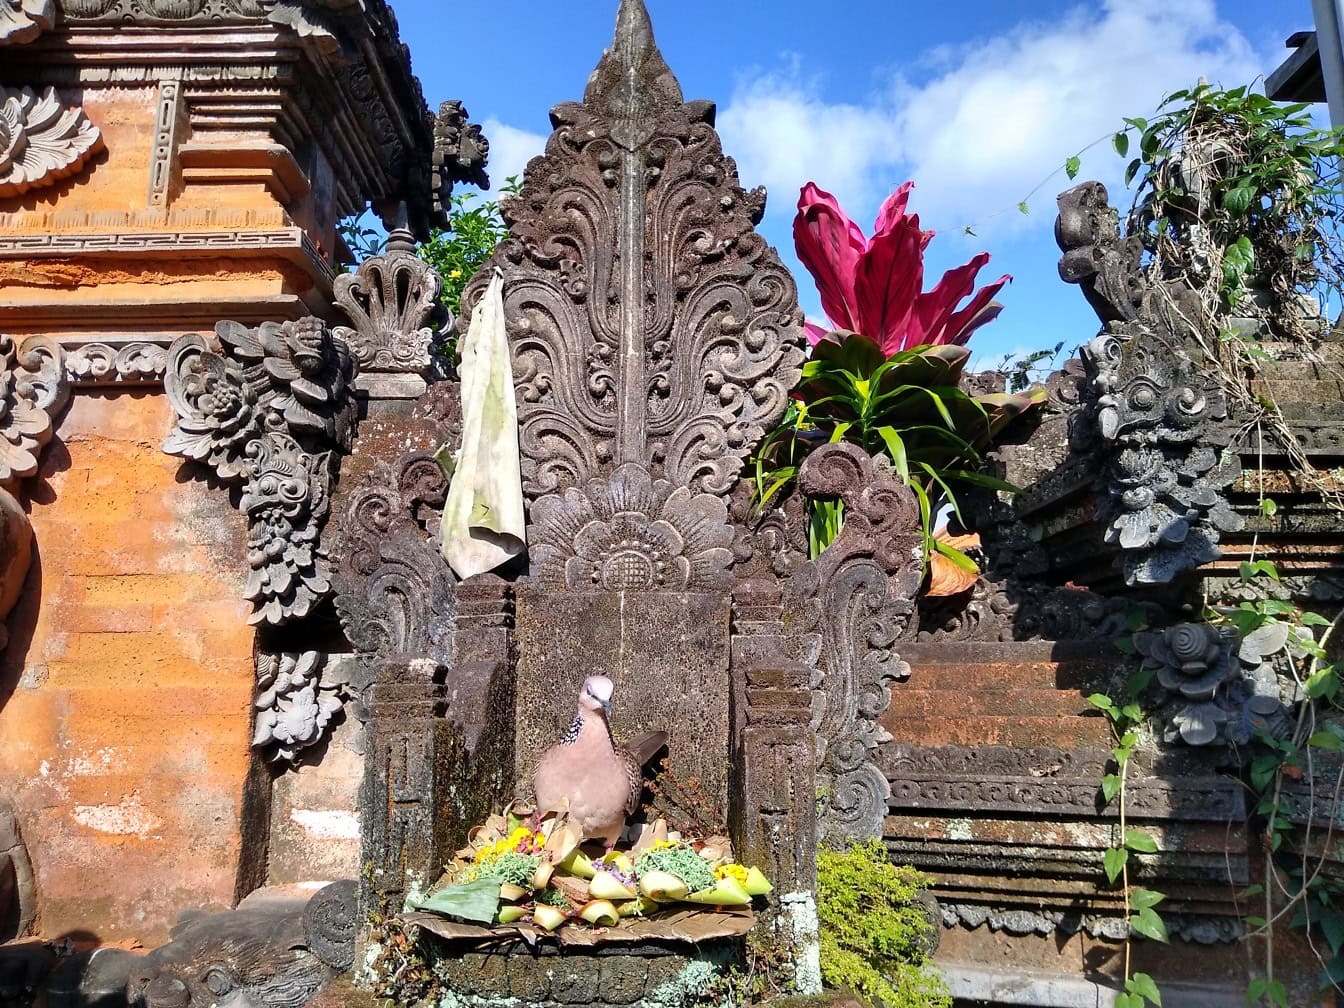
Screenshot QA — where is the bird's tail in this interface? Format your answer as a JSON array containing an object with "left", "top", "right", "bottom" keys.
[{"left": 624, "top": 730, "right": 669, "bottom": 767}]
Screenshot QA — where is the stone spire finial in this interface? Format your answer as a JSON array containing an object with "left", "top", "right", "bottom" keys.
[{"left": 585, "top": 0, "right": 685, "bottom": 148}]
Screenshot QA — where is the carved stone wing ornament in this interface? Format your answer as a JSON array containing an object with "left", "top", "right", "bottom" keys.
[{"left": 0, "top": 86, "right": 103, "bottom": 197}]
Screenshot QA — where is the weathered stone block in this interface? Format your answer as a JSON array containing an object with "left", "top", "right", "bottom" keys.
[{"left": 597, "top": 953, "right": 647, "bottom": 1004}]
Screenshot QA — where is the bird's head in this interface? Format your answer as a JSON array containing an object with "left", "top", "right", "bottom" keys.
[{"left": 579, "top": 675, "right": 614, "bottom": 717}]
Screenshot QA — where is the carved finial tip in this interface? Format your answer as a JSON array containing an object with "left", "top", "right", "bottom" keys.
[{"left": 614, "top": 0, "right": 654, "bottom": 48}]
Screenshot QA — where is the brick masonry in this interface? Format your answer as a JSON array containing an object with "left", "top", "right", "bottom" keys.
[{"left": 0, "top": 391, "right": 255, "bottom": 945}]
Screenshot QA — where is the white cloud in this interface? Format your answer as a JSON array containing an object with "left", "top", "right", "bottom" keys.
[
  {"left": 715, "top": 0, "right": 1270, "bottom": 241},
  {"left": 481, "top": 117, "right": 547, "bottom": 201}
]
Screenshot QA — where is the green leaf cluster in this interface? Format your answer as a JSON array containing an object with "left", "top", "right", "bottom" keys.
[
  {"left": 816, "top": 839, "right": 950, "bottom": 1008},
  {"left": 1115, "top": 83, "right": 1344, "bottom": 324},
  {"left": 417, "top": 186, "right": 514, "bottom": 321},
  {"left": 634, "top": 842, "right": 716, "bottom": 893},
  {"left": 751, "top": 334, "right": 1041, "bottom": 560}
]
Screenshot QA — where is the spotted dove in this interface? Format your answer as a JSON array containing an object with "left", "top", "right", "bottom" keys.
[{"left": 532, "top": 675, "right": 668, "bottom": 848}]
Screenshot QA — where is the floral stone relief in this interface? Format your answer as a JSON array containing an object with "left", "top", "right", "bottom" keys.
[
  {"left": 1136, "top": 621, "right": 1299, "bottom": 746},
  {"left": 252, "top": 652, "right": 352, "bottom": 765},
  {"left": 0, "top": 0, "right": 54, "bottom": 44},
  {"left": 0, "top": 86, "right": 103, "bottom": 197},
  {"left": 163, "top": 318, "right": 356, "bottom": 625}
]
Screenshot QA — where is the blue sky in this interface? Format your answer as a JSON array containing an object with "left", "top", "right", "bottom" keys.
[{"left": 394, "top": 0, "right": 1307, "bottom": 367}]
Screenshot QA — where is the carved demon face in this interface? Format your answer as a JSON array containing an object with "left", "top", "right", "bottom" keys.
[{"left": 125, "top": 910, "right": 332, "bottom": 1008}]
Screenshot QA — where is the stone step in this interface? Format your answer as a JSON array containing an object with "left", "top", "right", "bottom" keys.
[
  {"left": 880, "top": 714, "right": 1112, "bottom": 749},
  {"left": 903, "top": 661, "right": 1116, "bottom": 694},
  {"left": 888, "top": 688, "right": 1093, "bottom": 719}
]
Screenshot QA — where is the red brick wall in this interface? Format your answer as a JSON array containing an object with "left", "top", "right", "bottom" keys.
[{"left": 0, "top": 390, "right": 255, "bottom": 944}]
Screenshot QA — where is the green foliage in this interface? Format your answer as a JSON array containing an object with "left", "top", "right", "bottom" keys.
[
  {"left": 417, "top": 178, "right": 518, "bottom": 322},
  {"left": 1116, "top": 83, "right": 1344, "bottom": 332},
  {"left": 465, "top": 851, "right": 540, "bottom": 887},
  {"left": 751, "top": 335, "right": 1039, "bottom": 561},
  {"left": 816, "top": 839, "right": 950, "bottom": 1008}
]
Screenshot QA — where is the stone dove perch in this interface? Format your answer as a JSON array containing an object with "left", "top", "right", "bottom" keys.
[{"left": 532, "top": 675, "right": 668, "bottom": 848}]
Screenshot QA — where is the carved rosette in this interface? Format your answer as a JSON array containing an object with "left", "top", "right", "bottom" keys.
[
  {"left": 252, "top": 651, "right": 349, "bottom": 764},
  {"left": 0, "top": 0, "right": 54, "bottom": 44},
  {"left": 1078, "top": 329, "right": 1243, "bottom": 585},
  {"left": 785, "top": 443, "right": 922, "bottom": 844},
  {"left": 529, "top": 462, "right": 734, "bottom": 591},
  {"left": 163, "top": 318, "right": 355, "bottom": 625},
  {"left": 462, "top": 0, "right": 804, "bottom": 503},
  {"left": 0, "top": 87, "right": 103, "bottom": 197},
  {"left": 333, "top": 231, "right": 443, "bottom": 375},
  {"left": 1136, "top": 621, "right": 1298, "bottom": 747}
]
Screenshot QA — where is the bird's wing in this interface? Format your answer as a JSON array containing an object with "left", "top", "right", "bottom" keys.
[{"left": 620, "top": 748, "right": 643, "bottom": 817}]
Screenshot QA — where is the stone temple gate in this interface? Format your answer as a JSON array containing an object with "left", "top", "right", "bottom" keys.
[{"left": 2, "top": 0, "right": 1344, "bottom": 1006}]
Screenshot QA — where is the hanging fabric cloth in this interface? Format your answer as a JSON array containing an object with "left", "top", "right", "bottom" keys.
[{"left": 437, "top": 268, "right": 526, "bottom": 579}]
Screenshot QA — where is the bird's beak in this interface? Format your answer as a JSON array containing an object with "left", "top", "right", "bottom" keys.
[{"left": 601, "top": 699, "right": 612, "bottom": 717}]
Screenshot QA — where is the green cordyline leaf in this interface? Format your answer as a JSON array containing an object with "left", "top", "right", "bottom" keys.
[
  {"left": 876, "top": 427, "right": 910, "bottom": 483},
  {"left": 932, "top": 539, "right": 979, "bottom": 574}
]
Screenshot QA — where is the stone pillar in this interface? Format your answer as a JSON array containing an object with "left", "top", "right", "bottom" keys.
[{"left": 730, "top": 579, "right": 821, "bottom": 993}]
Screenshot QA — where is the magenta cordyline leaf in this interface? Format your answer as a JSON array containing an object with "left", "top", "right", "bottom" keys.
[
  {"left": 794, "top": 181, "right": 1011, "bottom": 353},
  {"left": 793, "top": 182, "right": 866, "bottom": 333}
]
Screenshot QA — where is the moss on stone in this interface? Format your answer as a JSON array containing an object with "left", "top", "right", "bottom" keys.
[{"left": 815, "top": 840, "right": 949, "bottom": 1008}]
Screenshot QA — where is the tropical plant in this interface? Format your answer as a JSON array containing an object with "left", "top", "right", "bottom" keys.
[
  {"left": 794, "top": 181, "right": 1009, "bottom": 351},
  {"left": 417, "top": 179, "right": 518, "bottom": 321},
  {"left": 755, "top": 182, "right": 1038, "bottom": 568}
]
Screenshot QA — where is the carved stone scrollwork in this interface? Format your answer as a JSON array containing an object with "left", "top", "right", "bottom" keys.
[
  {"left": 332, "top": 448, "right": 454, "bottom": 664},
  {"left": 251, "top": 651, "right": 350, "bottom": 765},
  {"left": 163, "top": 318, "right": 356, "bottom": 625},
  {"left": 1136, "top": 621, "right": 1298, "bottom": 747},
  {"left": 0, "top": 0, "right": 53, "bottom": 44},
  {"left": 915, "top": 576, "right": 1130, "bottom": 643},
  {"left": 66, "top": 342, "right": 168, "bottom": 386},
  {"left": 0, "top": 335, "right": 65, "bottom": 653},
  {"left": 333, "top": 229, "right": 443, "bottom": 377},
  {"left": 1078, "top": 329, "right": 1243, "bottom": 585},
  {"left": 0, "top": 87, "right": 103, "bottom": 197},
  {"left": 462, "top": 0, "right": 805, "bottom": 502},
  {"left": 785, "top": 442, "right": 922, "bottom": 844},
  {"left": 529, "top": 462, "right": 734, "bottom": 591}
]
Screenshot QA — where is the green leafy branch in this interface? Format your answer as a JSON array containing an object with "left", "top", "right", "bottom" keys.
[{"left": 1087, "top": 687, "right": 1168, "bottom": 1008}]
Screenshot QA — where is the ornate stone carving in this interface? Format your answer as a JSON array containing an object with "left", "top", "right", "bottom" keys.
[
  {"left": 332, "top": 449, "right": 454, "bottom": 664},
  {"left": 529, "top": 462, "right": 734, "bottom": 591},
  {"left": 1077, "top": 329, "right": 1243, "bottom": 585},
  {"left": 163, "top": 318, "right": 356, "bottom": 625},
  {"left": 884, "top": 744, "right": 1245, "bottom": 821},
  {"left": 252, "top": 651, "right": 351, "bottom": 765},
  {"left": 914, "top": 576, "right": 1131, "bottom": 643},
  {"left": 785, "top": 443, "right": 922, "bottom": 844},
  {"left": 66, "top": 342, "right": 168, "bottom": 386},
  {"left": 0, "top": 87, "right": 103, "bottom": 197},
  {"left": 125, "top": 880, "right": 356, "bottom": 1008},
  {"left": 1136, "top": 621, "right": 1297, "bottom": 746},
  {"left": 462, "top": 0, "right": 805, "bottom": 501},
  {"left": 0, "top": 334, "right": 67, "bottom": 493},
  {"left": 730, "top": 580, "right": 818, "bottom": 897},
  {"left": 0, "top": 0, "right": 53, "bottom": 44},
  {"left": 333, "top": 229, "right": 443, "bottom": 375},
  {"left": 431, "top": 100, "right": 490, "bottom": 224}
]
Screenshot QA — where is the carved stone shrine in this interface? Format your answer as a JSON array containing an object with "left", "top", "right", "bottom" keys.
[{"left": 0, "top": 0, "right": 1342, "bottom": 1006}]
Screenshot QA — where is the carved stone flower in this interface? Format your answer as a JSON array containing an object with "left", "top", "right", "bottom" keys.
[
  {"left": 252, "top": 652, "right": 345, "bottom": 764},
  {"left": 163, "top": 337, "right": 260, "bottom": 481},
  {"left": 530, "top": 463, "right": 734, "bottom": 591},
  {"left": 0, "top": 86, "right": 102, "bottom": 197},
  {"left": 1136, "top": 623, "right": 1232, "bottom": 699}
]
